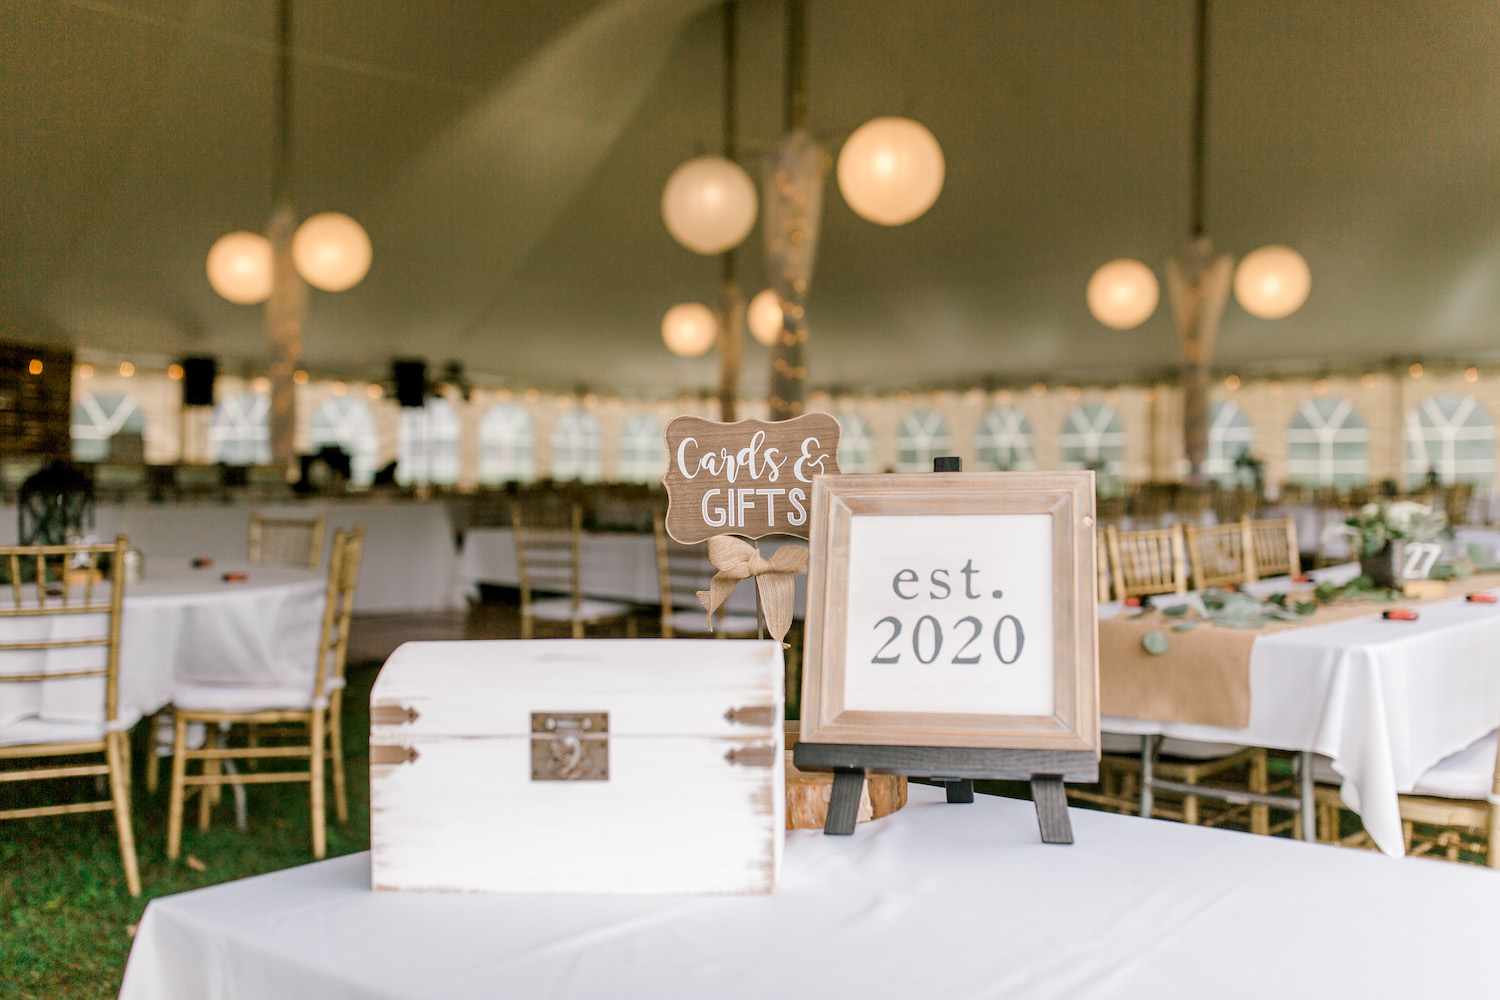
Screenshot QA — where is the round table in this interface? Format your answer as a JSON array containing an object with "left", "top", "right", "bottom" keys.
[{"left": 1, "top": 563, "right": 326, "bottom": 735}]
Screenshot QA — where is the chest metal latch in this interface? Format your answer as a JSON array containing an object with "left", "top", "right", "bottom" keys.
[{"left": 530, "top": 712, "right": 609, "bottom": 781}]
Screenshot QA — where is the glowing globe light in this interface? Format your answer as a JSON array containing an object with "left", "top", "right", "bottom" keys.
[
  {"left": 206, "top": 231, "right": 273, "bottom": 304},
  {"left": 1086, "top": 258, "right": 1159, "bottom": 330},
  {"left": 292, "top": 212, "right": 372, "bottom": 292},
  {"left": 836, "top": 117, "right": 945, "bottom": 226},
  {"left": 747, "top": 289, "right": 783, "bottom": 346},
  {"left": 661, "top": 303, "right": 718, "bottom": 358},
  {"left": 661, "top": 156, "right": 758, "bottom": 255},
  {"left": 1234, "top": 245, "right": 1310, "bottom": 319}
]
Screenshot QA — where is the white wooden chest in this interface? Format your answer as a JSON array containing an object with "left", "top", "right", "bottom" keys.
[{"left": 369, "top": 639, "right": 784, "bottom": 895}]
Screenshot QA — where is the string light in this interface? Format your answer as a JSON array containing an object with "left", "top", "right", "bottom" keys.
[
  {"left": 366, "top": 384, "right": 382, "bottom": 399},
  {"left": 293, "top": 370, "right": 309, "bottom": 385},
  {"left": 331, "top": 381, "right": 347, "bottom": 397},
  {"left": 253, "top": 376, "right": 271, "bottom": 393},
  {"left": 1031, "top": 382, "right": 1047, "bottom": 396},
  {"left": 1409, "top": 363, "right": 1423, "bottom": 378},
  {"left": 1314, "top": 378, "right": 1329, "bottom": 394},
  {"left": 78, "top": 364, "right": 93, "bottom": 379},
  {"left": 1466, "top": 367, "right": 1480, "bottom": 383},
  {"left": 28, "top": 359, "right": 42, "bottom": 375},
  {"left": 1361, "top": 373, "right": 1377, "bottom": 388},
  {"left": 1268, "top": 380, "right": 1283, "bottom": 395},
  {"left": 1224, "top": 375, "right": 1240, "bottom": 390},
  {"left": 119, "top": 362, "right": 134, "bottom": 377},
  {"left": 167, "top": 364, "right": 184, "bottom": 380}
]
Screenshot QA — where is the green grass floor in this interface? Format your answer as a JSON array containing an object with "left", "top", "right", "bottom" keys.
[{"left": 0, "top": 664, "right": 379, "bottom": 1000}]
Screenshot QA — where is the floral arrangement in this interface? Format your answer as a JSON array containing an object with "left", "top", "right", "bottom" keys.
[{"left": 1343, "top": 500, "right": 1448, "bottom": 557}]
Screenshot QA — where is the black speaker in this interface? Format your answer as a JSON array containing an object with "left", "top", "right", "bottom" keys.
[
  {"left": 392, "top": 359, "right": 427, "bottom": 408},
  {"left": 181, "top": 357, "right": 216, "bottom": 407}
]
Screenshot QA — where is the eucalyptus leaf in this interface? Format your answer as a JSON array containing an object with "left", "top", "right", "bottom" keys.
[
  {"left": 1142, "top": 630, "right": 1170, "bottom": 655},
  {"left": 1171, "top": 621, "right": 1198, "bottom": 632},
  {"left": 1161, "top": 604, "right": 1188, "bottom": 618}
]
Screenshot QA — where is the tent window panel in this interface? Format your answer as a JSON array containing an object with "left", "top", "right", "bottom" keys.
[
  {"left": 1404, "top": 394, "right": 1495, "bottom": 488},
  {"left": 397, "top": 398, "right": 461, "bottom": 485},
  {"left": 208, "top": 392, "right": 271, "bottom": 466},
  {"left": 1060, "top": 403, "right": 1126, "bottom": 494},
  {"left": 550, "top": 411, "right": 603, "bottom": 482},
  {"left": 895, "top": 410, "right": 952, "bottom": 473},
  {"left": 973, "top": 406, "right": 1035, "bottom": 472},
  {"left": 478, "top": 404, "right": 535, "bottom": 484},
  {"left": 618, "top": 414, "right": 667, "bottom": 483},
  {"left": 309, "top": 397, "right": 379, "bottom": 486},
  {"left": 1285, "top": 398, "right": 1369, "bottom": 488},
  {"left": 837, "top": 413, "right": 878, "bottom": 473},
  {"left": 70, "top": 393, "right": 147, "bottom": 463}
]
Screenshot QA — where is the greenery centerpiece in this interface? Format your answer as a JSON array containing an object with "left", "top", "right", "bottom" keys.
[{"left": 1344, "top": 500, "right": 1448, "bottom": 588}]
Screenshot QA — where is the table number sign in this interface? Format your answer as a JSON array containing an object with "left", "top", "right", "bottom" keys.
[
  {"left": 794, "top": 468, "right": 1100, "bottom": 843},
  {"left": 662, "top": 413, "right": 840, "bottom": 645}
]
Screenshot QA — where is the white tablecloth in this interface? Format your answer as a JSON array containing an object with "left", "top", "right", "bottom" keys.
[
  {"left": 0, "top": 499, "right": 459, "bottom": 613},
  {"left": 0, "top": 564, "right": 324, "bottom": 734},
  {"left": 454, "top": 527, "right": 806, "bottom": 617},
  {"left": 1102, "top": 564, "right": 1500, "bottom": 856},
  {"left": 119, "top": 784, "right": 1500, "bottom": 1000}
]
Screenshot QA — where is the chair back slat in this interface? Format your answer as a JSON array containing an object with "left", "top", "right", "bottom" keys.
[
  {"left": 1246, "top": 516, "right": 1299, "bottom": 579},
  {"left": 312, "top": 526, "right": 364, "bottom": 700},
  {"left": 1184, "top": 521, "right": 1255, "bottom": 590},
  {"left": 0, "top": 536, "right": 128, "bottom": 726},
  {"left": 1105, "top": 524, "right": 1187, "bottom": 599},
  {"left": 513, "top": 502, "right": 583, "bottom": 615},
  {"left": 250, "top": 514, "right": 326, "bottom": 569}
]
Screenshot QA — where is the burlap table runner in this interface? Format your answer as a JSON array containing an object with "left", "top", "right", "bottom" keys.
[{"left": 1099, "top": 574, "right": 1500, "bottom": 728}]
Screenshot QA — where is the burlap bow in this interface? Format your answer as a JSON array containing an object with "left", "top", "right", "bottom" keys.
[{"left": 697, "top": 536, "right": 808, "bottom": 646}]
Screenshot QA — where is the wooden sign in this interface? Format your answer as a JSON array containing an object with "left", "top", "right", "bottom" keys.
[
  {"left": 793, "top": 468, "right": 1099, "bottom": 842},
  {"left": 662, "top": 413, "right": 841, "bottom": 544}
]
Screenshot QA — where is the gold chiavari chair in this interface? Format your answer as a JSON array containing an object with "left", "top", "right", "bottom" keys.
[
  {"left": 1183, "top": 520, "right": 1255, "bottom": 590},
  {"left": 249, "top": 514, "right": 326, "bottom": 568},
  {"left": 653, "top": 514, "right": 759, "bottom": 639},
  {"left": 1245, "top": 515, "right": 1300, "bottom": 580},
  {"left": 513, "top": 503, "right": 634, "bottom": 639},
  {"left": 1104, "top": 523, "right": 1188, "bottom": 600},
  {"left": 0, "top": 536, "right": 140, "bottom": 895},
  {"left": 1097, "top": 524, "right": 1268, "bottom": 832},
  {"left": 166, "top": 526, "right": 363, "bottom": 861},
  {"left": 1318, "top": 726, "right": 1498, "bottom": 866}
]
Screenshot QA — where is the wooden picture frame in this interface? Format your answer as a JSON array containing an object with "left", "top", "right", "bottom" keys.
[{"left": 799, "top": 472, "right": 1100, "bottom": 754}]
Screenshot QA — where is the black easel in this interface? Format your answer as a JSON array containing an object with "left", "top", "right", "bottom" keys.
[{"left": 791, "top": 456, "right": 1096, "bottom": 844}]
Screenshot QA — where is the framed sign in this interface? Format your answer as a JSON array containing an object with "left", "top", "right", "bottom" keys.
[
  {"left": 662, "top": 413, "right": 840, "bottom": 544},
  {"left": 799, "top": 472, "right": 1099, "bottom": 754}
]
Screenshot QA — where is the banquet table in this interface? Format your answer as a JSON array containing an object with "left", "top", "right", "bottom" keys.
[
  {"left": 0, "top": 498, "right": 459, "bottom": 613},
  {"left": 0, "top": 563, "right": 324, "bottom": 735},
  {"left": 454, "top": 527, "right": 807, "bottom": 617},
  {"left": 118, "top": 784, "right": 1500, "bottom": 1000},
  {"left": 1100, "top": 565, "right": 1500, "bottom": 856}
]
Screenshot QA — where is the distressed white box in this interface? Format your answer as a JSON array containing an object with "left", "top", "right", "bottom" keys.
[{"left": 370, "top": 639, "right": 784, "bottom": 895}]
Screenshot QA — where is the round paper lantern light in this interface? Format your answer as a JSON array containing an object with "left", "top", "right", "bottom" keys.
[
  {"left": 206, "top": 231, "right": 273, "bottom": 304},
  {"left": 836, "top": 117, "right": 945, "bottom": 226},
  {"left": 662, "top": 303, "right": 718, "bottom": 357},
  {"left": 292, "top": 212, "right": 372, "bottom": 292},
  {"left": 747, "top": 289, "right": 783, "bottom": 347},
  {"left": 1086, "top": 258, "right": 1159, "bottom": 330},
  {"left": 661, "top": 156, "right": 758, "bottom": 255},
  {"left": 1234, "top": 245, "right": 1310, "bottom": 319}
]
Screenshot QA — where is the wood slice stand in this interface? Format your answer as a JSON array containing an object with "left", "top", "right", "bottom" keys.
[{"left": 792, "top": 456, "right": 1098, "bottom": 845}]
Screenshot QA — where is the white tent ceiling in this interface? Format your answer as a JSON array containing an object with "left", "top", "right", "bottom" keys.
[{"left": 3, "top": 0, "right": 1499, "bottom": 395}]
